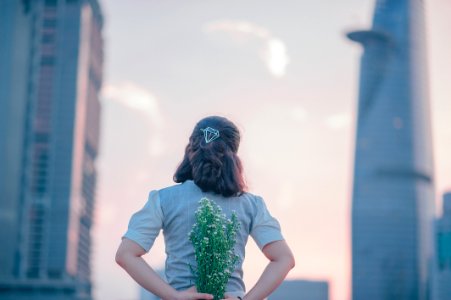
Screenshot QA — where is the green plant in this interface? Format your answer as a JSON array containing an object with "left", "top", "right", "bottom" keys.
[{"left": 189, "top": 197, "right": 241, "bottom": 300}]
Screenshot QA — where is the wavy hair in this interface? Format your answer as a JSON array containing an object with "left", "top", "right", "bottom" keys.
[{"left": 173, "top": 116, "right": 247, "bottom": 197}]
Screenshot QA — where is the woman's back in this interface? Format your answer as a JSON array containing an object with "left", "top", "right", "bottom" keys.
[
  {"left": 123, "top": 179, "right": 283, "bottom": 297},
  {"left": 117, "top": 115, "right": 294, "bottom": 300}
]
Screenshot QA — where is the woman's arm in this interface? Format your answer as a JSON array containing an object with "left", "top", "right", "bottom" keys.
[
  {"left": 240, "top": 240, "right": 295, "bottom": 300},
  {"left": 115, "top": 238, "right": 213, "bottom": 300}
]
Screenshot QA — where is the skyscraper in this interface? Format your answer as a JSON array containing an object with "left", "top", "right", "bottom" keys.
[
  {"left": 268, "top": 279, "right": 329, "bottom": 300},
  {"left": 432, "top": 192, "right": 451, "bottom": 300},
  {"left": 348, "top": 0, "right": 435, "bottom": 299},
  {"left": 0, "top": 0, "right": 103, "bottom": 299}
]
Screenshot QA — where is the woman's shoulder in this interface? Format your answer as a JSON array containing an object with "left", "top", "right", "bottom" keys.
[
  {"left": 152, "top": 180, "right": 267, "bottom": 208},
  {"left": 237, "top": 190, "right": 261, "bottom": 201},
  {"left": 153, "top": 180, "right": 219, "bottom": 204},
  {"left": 240, "top": 191, "right": 269, "bottom": 209}
]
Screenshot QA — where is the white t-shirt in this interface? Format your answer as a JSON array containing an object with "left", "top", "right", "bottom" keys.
[{"left": 122, "top": 179, "right": 284, "bottom": 297}]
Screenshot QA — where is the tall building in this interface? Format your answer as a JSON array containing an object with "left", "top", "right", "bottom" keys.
[
  {"left": 347, "top": 0, "right": 435, "bottom": 299},
  {"left": 0, "top": 0, "right": 103, "bottom": 299},
  {"left": 268, "top": 279, "right": 329, "bottom": 300},
  {"left": 432, "top": 192, "right": 451, "bottom": 300}
]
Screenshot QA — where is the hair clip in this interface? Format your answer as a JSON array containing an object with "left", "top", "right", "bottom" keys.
[{"left": 200, "top": 127, "right": 220, "bottom": 143}]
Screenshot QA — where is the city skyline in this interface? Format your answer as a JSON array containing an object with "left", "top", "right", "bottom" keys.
[{"left": 1, "top": 1, "right": 450, "bottom": 300}]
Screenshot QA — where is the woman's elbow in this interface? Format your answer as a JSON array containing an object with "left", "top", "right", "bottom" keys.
[
  {"left": 115, "top": 249, "right": 125, "bottom": 267},
  {"left": 279, "top": 252, "right": 295, "bottom": 270},
  {"left": 115, "top": 239, "right": 144, "bottom": 267},
  {"left": 280, "top": 246, "right": 296, "bottom": 270},
  {"left": 273, "top": 253, "right": 295, "bottom": 270},
  {"left": 115, "top": 246, "right": 132, "bottom": 268},
  {"left": 287, "top": 254, "right": 296, "bottom": 270}
]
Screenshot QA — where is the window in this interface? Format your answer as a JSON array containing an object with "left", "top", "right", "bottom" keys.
[
  {"left": 43, "top": 19, "right": 57, "bottom": 28},
  {"left": 45, "top": 0, "right": 57, "bottom": 7},
  {"left": 42, "top": 33, "right": 55, "bottom": 44},
  {"left": 41, "top": 56, "right": 55, "bottom": 66}
]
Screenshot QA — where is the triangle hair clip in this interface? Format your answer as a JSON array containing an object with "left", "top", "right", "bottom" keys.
[{"left": 200, "top": 127, "right": 220, "bottom": 143}]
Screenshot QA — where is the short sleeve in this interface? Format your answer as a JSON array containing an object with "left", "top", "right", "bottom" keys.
[
  {"left": 121, "top": 190, "right": 163, "bottom": 253},
  {"left": 250, "top": 196, "right": 284, "bottom": 250}
]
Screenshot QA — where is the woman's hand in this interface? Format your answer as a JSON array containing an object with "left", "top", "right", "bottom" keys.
[
  {"left": 172, "top": 286, "right": 214, "bottom": 300},
  {"left": 241, "top": 240, "right": 295, "bottom": 300},
  {"left": 116, "top": 240, "right": 213, "bottom": 300}
]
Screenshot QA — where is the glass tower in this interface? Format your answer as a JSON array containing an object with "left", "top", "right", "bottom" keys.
[
  {"left": 0, "top": 0, "right": 103, "bottom": 299},
  {"left": 348, "top": 0, "right": 435, "bottom": 299},
  {"left": 432, "top": 193, "right": 451, "bottom": 300}
]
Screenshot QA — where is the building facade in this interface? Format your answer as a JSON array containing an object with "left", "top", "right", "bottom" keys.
[
  {"left": 268, "top": 279, "right": 328, "bottom": 300},
  {"left": 348, "top": 0, "right": 435, "bottom": 299},
  {"left": 0, "top": 0, "right": 103, "bottom": 299},
  {"left": 432, "top": 192, "right": 451, "bottom": 300}
]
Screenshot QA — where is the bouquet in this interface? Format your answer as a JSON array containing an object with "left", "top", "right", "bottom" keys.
[{"left": 189, "top": 197, "right": 241, "bottom": 300}]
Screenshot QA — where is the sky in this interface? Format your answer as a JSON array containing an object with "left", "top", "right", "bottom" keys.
[{"left": 92, "top": 1, "right": 451, "bottom": 300}]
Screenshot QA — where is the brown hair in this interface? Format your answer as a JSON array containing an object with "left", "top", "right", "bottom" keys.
[{"left": 173, "top": 116, "right": 247, "bottom": 197}]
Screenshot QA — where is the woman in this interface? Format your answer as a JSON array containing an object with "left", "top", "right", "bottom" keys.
[{"left": 115, "top": 115, "right": 295, "bottom": 300}]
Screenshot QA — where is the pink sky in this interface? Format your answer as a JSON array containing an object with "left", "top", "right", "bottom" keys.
[{"left": 93, "top": 1, "right": 451, "bottom": 299}]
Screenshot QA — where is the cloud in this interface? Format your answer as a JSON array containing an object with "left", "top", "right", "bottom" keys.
[
  {"left": 324, "top": 113, "right": 352, "bottom": 130},
  {"left": 102, "top": 81, "right": 163, "bottom": 127},
  {"left": 102, "top": 82, "right": 167, "bottom": 156},
  {"left": 204, "top": 20, "right": 290, "bottom": 78},
  {"left": 263, "top": 38, "right": 289, "bottom": 77},
  {"left": 204, "top": 20, "right": 271, "bottom": 39}
]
